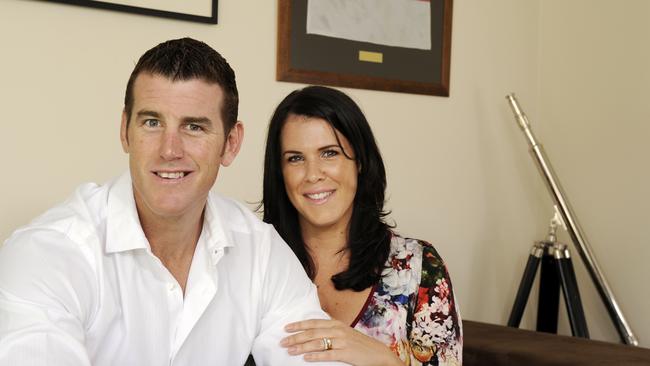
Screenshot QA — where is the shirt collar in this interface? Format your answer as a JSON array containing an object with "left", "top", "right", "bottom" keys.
[
  {"left": 105, "top": 172, "right": 150, "bottom": 253},
  {"left": 105, "top": 172, "right": 235, "bottom": 262},
  {"left": 202, "top": 191, "right": 235, "bottom": 266}
]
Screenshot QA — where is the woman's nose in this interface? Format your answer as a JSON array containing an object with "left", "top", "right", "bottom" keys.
[{"left": 305, "top": 160, "right": 325, "bottom": 183}]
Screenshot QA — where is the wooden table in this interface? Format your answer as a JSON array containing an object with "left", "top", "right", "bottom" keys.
[{"left": 464, "top": 320, "right": 650, "bottom": 366}]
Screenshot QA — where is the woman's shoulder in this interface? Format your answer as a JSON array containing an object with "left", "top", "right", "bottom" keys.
[
  {"left": 388, "top": 234, "right": 450, "bottom": 285},
  {"left": 389, "top": 234, "right": 445, "bottom": 262},
  {"left": 390, "top": 233, "right": 434, "bottom": 247}
]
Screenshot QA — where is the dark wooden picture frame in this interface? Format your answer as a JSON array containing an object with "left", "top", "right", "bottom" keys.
[
  {"left": 44, "top": 0, "right": 218, "bottom": 24},
  {"left": 277, "top": 0, "right": 453, "bottom": 96}
]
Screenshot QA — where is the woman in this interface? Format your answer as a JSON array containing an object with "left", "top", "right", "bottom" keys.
[{"left": 262, "top": 86, "right": 462, "bottom": 365}]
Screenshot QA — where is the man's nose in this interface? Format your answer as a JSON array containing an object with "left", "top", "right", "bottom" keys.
[{"left": 160, "top": 131, "right": 184, "bottom": 160}]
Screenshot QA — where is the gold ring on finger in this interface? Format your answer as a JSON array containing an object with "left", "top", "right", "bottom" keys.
[{"left": 321, "top": 337, "right": 333, "bottom": 351}]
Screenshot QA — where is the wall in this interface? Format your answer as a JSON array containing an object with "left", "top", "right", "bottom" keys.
[
  {"left": 537, "top": 0, "right": 650, "bottom": 345},
  {"left": 3, "top": 0, "right": 644, "bottom": 347}
]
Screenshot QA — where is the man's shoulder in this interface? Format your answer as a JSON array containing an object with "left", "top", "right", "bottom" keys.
[
  {"left": 205, "top": 192, "right": 291, "bottom": 258},
  {"left": 0, "top": 181, "right": 107, "bottom": 327},
  {"left": 208, "top": 192, "right": 268, "bottom": 233},
  {"left": 4, "top": 179, "right": 113, "bottom": 255}
]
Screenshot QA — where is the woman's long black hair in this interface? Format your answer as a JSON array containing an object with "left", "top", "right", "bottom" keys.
[{"left": 261, "top": 86, "right": 392, "bottom": 291}]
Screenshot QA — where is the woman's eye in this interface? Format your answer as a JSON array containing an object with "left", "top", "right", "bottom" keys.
[
  {"left": 322, "top": 149, "right": 339, "bottom": 158},
  {"left": 143, "top": 119, "right": 160, "bottom": 128},
  {"left": 287, "top": 155, "right": 304, "bottom": 163}
]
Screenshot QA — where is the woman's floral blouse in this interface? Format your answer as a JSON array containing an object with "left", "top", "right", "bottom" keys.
[{"left": 353, "top": 235, "right": 462, "bottom": 365}]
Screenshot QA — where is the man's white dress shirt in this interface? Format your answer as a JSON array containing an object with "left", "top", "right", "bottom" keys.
[{"left": 0, "top": 173, "right": 343, "bottom": 366}]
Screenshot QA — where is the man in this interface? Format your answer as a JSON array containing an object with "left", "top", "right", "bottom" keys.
[{"left": 0, "top": 38, "right": 344, "bottom": 365}]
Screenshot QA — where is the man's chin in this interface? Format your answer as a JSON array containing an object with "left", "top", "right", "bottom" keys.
[
  {"left": 149, "top": 201, "right": 195, "bottom": 218},
  {"left": 136, "top": 196, "right": 203, "bottom": 222}
]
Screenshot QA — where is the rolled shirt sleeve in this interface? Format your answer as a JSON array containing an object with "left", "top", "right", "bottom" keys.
[{"left": 251, "top": 229, "right": 348, "bottom": 366}]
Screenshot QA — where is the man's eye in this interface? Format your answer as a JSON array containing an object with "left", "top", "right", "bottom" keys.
[
  {"left": 186, "top": 123, "right": 203, "bottom": 132},
  {"left": 143, "top": 119, "right": 160, "bottom": 128},
  {"left": 287, "top": 155, "right": 304, "bottom": 163}
]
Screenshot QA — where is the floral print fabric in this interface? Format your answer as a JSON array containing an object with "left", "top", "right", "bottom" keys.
[{"left": 353, "top": 235, "right": 462, "bottom": 365}]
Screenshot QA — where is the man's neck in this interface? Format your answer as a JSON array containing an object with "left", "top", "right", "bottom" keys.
[{"left": 138, "top": 206, "right": 205, "bottom": 294}]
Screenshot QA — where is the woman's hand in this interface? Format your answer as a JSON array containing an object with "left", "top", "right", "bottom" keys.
[{"left": 281, "top": 319, "right": 403, "bottom": 366}]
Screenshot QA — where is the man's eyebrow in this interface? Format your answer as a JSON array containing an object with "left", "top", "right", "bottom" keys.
[
  {"left": 181, "top": 116, "right": 212, "bottom": 125},
  {"left": 134, "top": 111, "right": 213, "bottom": 126},
  {"left": 135, "top": 110, "right": 161, "bottom": 118}
]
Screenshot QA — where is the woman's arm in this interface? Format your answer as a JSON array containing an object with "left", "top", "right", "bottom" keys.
[{"left": 408, "top": 244, "right": 463, "bottom": 365}]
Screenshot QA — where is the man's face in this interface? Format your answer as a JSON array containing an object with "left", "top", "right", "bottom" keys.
[{"left": 120, "top": 73, "right": 242, "bottom": 222}]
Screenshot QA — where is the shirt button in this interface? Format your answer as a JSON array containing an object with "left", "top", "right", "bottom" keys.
[{"left": 168, "top": 283, "right": 176, "bottom": 292}]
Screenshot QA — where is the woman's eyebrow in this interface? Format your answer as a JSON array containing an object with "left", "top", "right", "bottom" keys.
[
  {"left": 318, "top": 144, "right": 340, "bottom": 151},
  {"left": 282, "top": 150, "right": 302, "bottom": 155}
]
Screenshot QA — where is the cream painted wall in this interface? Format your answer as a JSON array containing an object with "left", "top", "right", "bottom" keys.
[
  {"left": 3, "top": 0, "right": 643, "bottom": 349},
  {"left": 537, "top": 0, "right": 650, "bottom": 346}
]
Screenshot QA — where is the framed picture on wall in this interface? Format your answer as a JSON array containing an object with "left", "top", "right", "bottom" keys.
[
  {"left": 277, "top": 0, "right": 453, "bottom": 96},
  {"left": 43, "top": 0, "right": 218, "bottom": 24}
]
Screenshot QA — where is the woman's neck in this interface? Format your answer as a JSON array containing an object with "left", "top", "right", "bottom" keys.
[
  {"left": 300, "top": 219, "right": 351, "bottom": 283},
  {"left": 300, "top": 219, "right": 348, "bottom": 255}
]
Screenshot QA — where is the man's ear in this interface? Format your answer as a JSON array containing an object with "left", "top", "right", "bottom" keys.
[
  {"left": 221, "top": 121, "right": 244, "bottom": 167},
  {"left": 120, "top": 110, "right": 130, "bottom": 153}
]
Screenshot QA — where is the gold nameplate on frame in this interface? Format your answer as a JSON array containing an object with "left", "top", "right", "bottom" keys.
[{"left": 358, "top": 50, "right": 383, "bottom": 63}]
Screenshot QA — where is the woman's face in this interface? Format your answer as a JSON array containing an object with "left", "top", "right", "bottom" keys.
[{"left": 280, "top": 114, "right": 358, "bottom": 235}]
